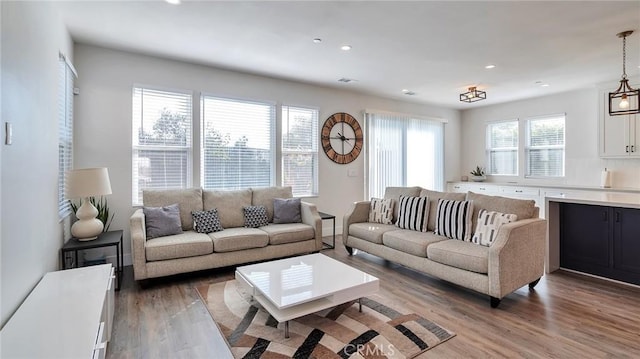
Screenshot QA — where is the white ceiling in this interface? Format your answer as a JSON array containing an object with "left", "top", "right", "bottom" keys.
[{"left": 54, "top": 1, "right": 640, "bottom": 110}]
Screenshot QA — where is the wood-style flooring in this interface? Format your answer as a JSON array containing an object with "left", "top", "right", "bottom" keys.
[{"left": 107, "top": 237, "right": 640, "bottom": 358}]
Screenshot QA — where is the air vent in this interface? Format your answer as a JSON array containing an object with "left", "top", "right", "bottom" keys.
[
  {"left": 338, "top": 78, "right": 355, "bottom": 83},
  {"left": 403, "top": 91, "right": 416, "bottom": 96}
]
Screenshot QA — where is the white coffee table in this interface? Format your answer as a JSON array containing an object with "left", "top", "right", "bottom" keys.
[{"left": 235, "top": 253, "right": 379, "bottom": 338}]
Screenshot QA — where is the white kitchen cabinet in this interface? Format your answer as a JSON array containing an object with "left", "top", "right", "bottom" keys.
[{"left": 599, "top": 88, "right": 640, "bottom": 158}]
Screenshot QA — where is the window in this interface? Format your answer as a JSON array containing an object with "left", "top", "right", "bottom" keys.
[
  {"left": 201, "top": 95, "right": 275, "bottom": 190},
  {"left": 58, "top": 53, "right": 76, "bottom": 219},
  {"left": 132, "top": 87, "right": 192, "bottom": 205},
  {"left": 486, "top": 121, "right": 518, "bottom": 176},
  {"left": 281, "top": 105, "right": 318, "bottom": 197},
  {"left": 526, "top": 114, "right": 565, "bottom": 177},
  {"left": 366, "top": 112, "right": 444, "bottom": 198}
]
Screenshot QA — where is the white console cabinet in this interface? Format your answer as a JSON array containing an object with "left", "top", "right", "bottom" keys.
[{"left": 0, "top": 264, "right": 115, "bottom": 359}]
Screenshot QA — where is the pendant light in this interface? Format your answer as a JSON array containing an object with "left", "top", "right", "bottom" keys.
[
  {"left": 609, "top": 30, "right": 639, "bottom": 116},
  {"left": 460, "top": 86, "right": 487, "bottom": 103}
]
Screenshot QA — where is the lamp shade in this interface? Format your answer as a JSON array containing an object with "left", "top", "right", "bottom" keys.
[{"left": 66, "top": 167, "right": 112, "bottom": 199}]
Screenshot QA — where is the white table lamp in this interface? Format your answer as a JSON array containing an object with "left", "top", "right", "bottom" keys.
[{"left": 66, "top": 167, "right": 112, "bottom": 241}]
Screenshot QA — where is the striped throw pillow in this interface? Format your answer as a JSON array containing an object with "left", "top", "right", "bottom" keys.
[
  {"left": 368, "top": 198, "right": 394, "bottom": 224},
  {"left": 395, "top": 195, "right": 429, "bottom": 232},
  {"left": 472, "top": 209, "right": 518, "bottom": 247},
  {"left": 434, "top": 199, "right": 474, "bottom": 241}
]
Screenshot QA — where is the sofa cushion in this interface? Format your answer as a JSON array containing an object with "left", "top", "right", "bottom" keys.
[
  {"left": 382, "top": 229, "right": 447, "bottom": 258},
  {"left": 252, "top": 186, "right": 293, "bottom": 222},
  {"left": 143, "top": 203, "right": 183, "bottom": 239},
  {"left": 368, "top": 198, "right": 394, "bottom": 225},
  {"left": 273, "top": 197, "right": 302, "bottom": 224},
  {"left": 143, "top": 188, "right": 203, "bottom": 231},
  {"left": 210, "top": 228, "right": 269, "bottom": 252},
  {"left": 349, "top": 222, "right": 398, "bottom": 244},
  {"left": 472, "top": 209, "right": 518, "bottom": 247},
  {"left": 203, "top": 189, "right": 252, "bottom": 228},
  {"left": 145, "top": 231, "right": 213, "bottom": 261},
  {"left": 383, "top": 186, "right": 423, "bottom": 222},
  {"left": 427, "top": 239, "right": 489, "bottom": 274},
  {"left": 243, "top": 205, "right": 269, "bottom": 228},
  {"left": 419, "top": 189, "right": 466, "bottom": 231},
  {"left": 191, "top": 208, "right": 224, "bottom": 234},
  {"left": 261, "top": 223, "right": 315, "bottom": 245},
  {"left": 434, "top": 199, "right": 474, "bottom": 241},
  {"left": 396, "top": 195, "right": 429, "bottom": 232},
  {"left": 466, "top": 192, "right": 537, "bottom": 232}
]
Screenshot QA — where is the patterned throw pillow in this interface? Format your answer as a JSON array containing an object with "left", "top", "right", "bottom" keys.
[
  {"left": 434, "top": 199, "right": 474, "bottom": 241},
  {"left": 368, "top": 198, "right": 394, "bottom": 225},
  {"left": 191, "top": 209, "right": 224, "bottom": 234},
  {"left": 472, "top": 209, "right": 518, "bottom": 247},
  {"left": 395, "top": 196, "right": 429, "bottom": 232},
  {"left": 243, "top": 205, "right": 269, "bottom": 228}
]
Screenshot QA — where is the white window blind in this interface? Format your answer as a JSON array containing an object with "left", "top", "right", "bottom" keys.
[
  {"left": 366, "top": 112, "right": 444, "bottom": 199},
  {"left": 132, "top": 87, "right": 193, "bottom": 205},
  {"left": 58, "top": 54, "right": 76, "bottom": 219},
  {"left": 487, "top": 121, "right": 518, "bottom": 176},
  {"left": 200, "top": 95, "right": 275, "bottom": 190},
  {"left": 282, "top": 105, "right": 318, "bottom": 197},
  {"left": 526, "top": 114, "right": 565, "bottom": 177}
]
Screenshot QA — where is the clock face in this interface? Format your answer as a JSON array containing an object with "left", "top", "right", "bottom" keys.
[{"left": 321, "top": 112, "right": 363, "bottom": 164}]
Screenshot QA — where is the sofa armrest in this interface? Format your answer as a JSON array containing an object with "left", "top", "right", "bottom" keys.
[
  {"left": 129, "top": 209, "right": 148, "bottom": 280},
  {"left": 301, "top": 201, "right": 323, "bottom": 251},
  {"left": 488, "top": 218, "right": 547, "bottom": 298},
  {"left": 342, "top": 201, "right": 371, "bottom": 244}
]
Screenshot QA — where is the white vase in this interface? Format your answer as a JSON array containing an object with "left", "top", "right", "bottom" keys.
[{"left": 471, "top": 175, "right": 486, "bottom": 182}]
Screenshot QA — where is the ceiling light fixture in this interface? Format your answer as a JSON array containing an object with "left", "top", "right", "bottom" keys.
[
  {"left": 485, "top": 64, "right": 496, "bottom": 69},
  {"left": 460, "top": 86, "right": 486, "bottom": 103},
  {"left": 609, "top": 30, "right": 639, "bottom": 116},
  {"left": 313, "top": 38, "right": 322, "bottom": 43},
  {"left": 341, "top": 45, "right": 352, "bottom": 51},
  {"left": 165, "top": 0, "right": 181, "bottom": 4}
]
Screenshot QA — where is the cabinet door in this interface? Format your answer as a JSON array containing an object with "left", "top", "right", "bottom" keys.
[
  {"left": 560, "top": 203, "right": 611, "bottom": 272},
  {"left": 631, "top": 115, "right": 640, "bottom": 157},
  {"left": 613, "top": 208, "right": 640, "bottom": 284},
  {"left": 600, "top": 92, "right": 631, "bottom": 157}
]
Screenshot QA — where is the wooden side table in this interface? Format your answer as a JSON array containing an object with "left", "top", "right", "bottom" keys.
[
  {"left": 318, "top": 211, "right": 335, "bottom": 250},
  {"left": 61, "top": 230, "right": 123, "bottom": 291}
]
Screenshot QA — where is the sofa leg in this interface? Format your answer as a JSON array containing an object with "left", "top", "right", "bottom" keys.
[
  {"left": 529, "top": 277, "right": 541, "bottom": 289},
  {"left": 345, "top": 246, "right": 354, "bottom": 256},
  {"left": 490, "top": 296, "right": 501, "bottom": 308}
]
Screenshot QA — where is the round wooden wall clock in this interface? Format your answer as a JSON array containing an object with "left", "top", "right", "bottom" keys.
[{"left": 321, "top": 112, "right": 363, "bottom": 164}]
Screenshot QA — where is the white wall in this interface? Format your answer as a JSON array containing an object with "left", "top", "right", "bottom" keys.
[
  {"left": 461, "top": 87, "right": 640, "bottom": 189},
  {"left": 0, "top": 2, "right": 73, "bottom": 327},
  {"left": 72, "top": 44, "right": 461, "bottom": 265}
]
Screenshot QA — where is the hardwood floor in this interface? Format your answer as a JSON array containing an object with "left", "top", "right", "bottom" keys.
[{"left": 107, "top": 237, "right": 640, "bottom": 358}]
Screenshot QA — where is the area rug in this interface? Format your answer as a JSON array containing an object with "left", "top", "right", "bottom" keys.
[{"left": 196, "top": 280, "right": 455, "bottom": 359}]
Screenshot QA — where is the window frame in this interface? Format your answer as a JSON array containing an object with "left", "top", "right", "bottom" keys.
[
  {"left": 131, "top": 85, "right": 194, "bottom": 206},
  {"left": 486, "top": 119, "right": 519, "bottom": 176},
  {"left": 524, "top": 114, "right": 566, "bottom": 178},
  {"left": 58, "top": 53, "right": 76, "bottom": 220},
  {"left": 199, "top": 93, "right": 276, "bottom": 191},
  {"left": 281, "top": 104, "right": 319, "bottom": 197}
]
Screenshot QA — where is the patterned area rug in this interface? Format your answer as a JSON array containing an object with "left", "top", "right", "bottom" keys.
[{"left": 196, "top": 280, "right": 455, "bottom": 358}]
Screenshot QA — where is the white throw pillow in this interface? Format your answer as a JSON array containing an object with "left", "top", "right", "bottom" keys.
[
  {"left": 368, "top": 198, "right": 394, "bottom": 225},
  {"left": 395, "top": 195, "right": 429, "bottom": 232},
  {"left": 472, "top": 209, "right": 518, "bottom": 247},
  {"left": 434, "top": 199, "right": 474, "bottom": 241}
]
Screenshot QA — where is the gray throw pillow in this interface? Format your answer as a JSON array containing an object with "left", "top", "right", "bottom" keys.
[
  {"left": 143, "top": 203, "right": 183, "bottom": 239},
  {"left": 273, "top": 198, "right": 302, "bottom": 224},
  {"left": 243, "top": 205, "right": 269, "bottom": 228}
]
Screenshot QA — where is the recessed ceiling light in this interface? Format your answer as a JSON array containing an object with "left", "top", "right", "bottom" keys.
[
  {"left": 165, "top": 0, "right": 181, "bottom": 4},
  {"left": 541, "top": 83, "right": 550, "bottom": 87},
  {"left": 485, "top": 64, "right": 496, "bottom": 69},
  {"left": 313, "top": 38, "right": 322, "bottom": 43},
  {"left": 341, "top": 45, "right": 352, "bottom": 51}
]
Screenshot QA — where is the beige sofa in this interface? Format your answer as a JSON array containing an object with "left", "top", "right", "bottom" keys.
[
  {"left": 343, "top": 187, "right": 547, "bottom": 307},
  {"left": 130, "top": 186, "right": 322, "bottom": 281}
]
